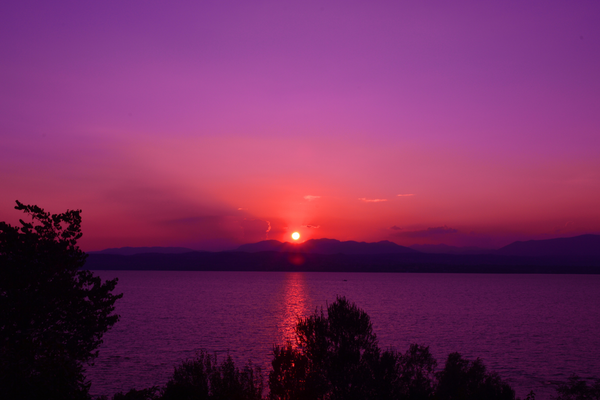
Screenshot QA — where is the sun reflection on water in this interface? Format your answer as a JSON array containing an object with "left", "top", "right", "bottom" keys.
[{"left": 278, "top": 272, "right": 310, "bottom": 345}]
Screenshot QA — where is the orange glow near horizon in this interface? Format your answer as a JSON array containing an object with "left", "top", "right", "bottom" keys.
[{"left": 2, "top": 2, "right": 600, "bottom": 253}]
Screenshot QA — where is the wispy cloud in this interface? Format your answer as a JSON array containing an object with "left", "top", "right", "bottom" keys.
[
  {"left": 555, "top": 221, "right": 573, "bottom": 234},
  {"left": 397, "top": 194, "right": 414, "bottom": 197},
  {"left": 304, "top": 195, "right": 321, "bottom": 201},
  {"left": 390, "top": 225, "right": 402, "bottom": 230},
  {"left": 303, "top": 225, "right": 320, "bottom": 229},
  {"left": 359, "top": 198, "right": 388, "bottom": 202},
  {"left": 241, "top": 218, "right": 271, "bottom": 241},
  {"left": 394, "top": 226, "right": 458, "bottom": 238}
]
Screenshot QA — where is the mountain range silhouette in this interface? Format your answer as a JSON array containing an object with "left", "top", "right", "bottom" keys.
[
  {"left": 90, "top": 234, "right": 600, "bottom": 257},
  {"left": 496, "top": 234, "right": 600, "bottom": 257},
  {"left": 90, "top": 246, "right": 198, "bottom": 256},
  {"left": 85, "top": 234, "right": 600, "bottom": 273},
  {"left": 234, "top": 238, "right": 418, "bottom": 255}
]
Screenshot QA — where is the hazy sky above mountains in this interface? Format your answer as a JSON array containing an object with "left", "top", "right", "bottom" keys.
[{"left": 1, "top": 0, "right": 599, "bottom": 251}]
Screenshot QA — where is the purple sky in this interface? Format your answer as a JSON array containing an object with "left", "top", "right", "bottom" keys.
[{"left": 2, "top": 0, "right": 599, "bottom": 251}]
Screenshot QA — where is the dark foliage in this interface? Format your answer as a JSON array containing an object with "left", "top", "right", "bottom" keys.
[
  {"left": 524, "top": 391, "right": 536, "bottom": 400},
  {"left": 369, "top": 344, "right": 438, "bottom": 400},
  {"left": 268, "top": 297, "right": 435, "bottom": 400},
  {"left": 554, "top": 375, "right": 600, "bottom": 400},
  {"left": 162, "top": 350, "right": 263, "bottom": 400},
  {"left": 435, "top": 352, "right": 515, "bottom": 400},
  {"left": 0, "top": 201, "right": 122, "bottom": 400},
  {"left": 269, "top": 296, "right": 381, "bottom": 400},
  {"left": 393, "top": 344, "right": 438, "bottom": 400},
  {"left": 268, "top": 296, "right": 518, "bottom": 400},
  {"left": 269, "top": 343, "right": 312, "bottom": 400},
  {"left": 112, "top": 386, "right": 161, "bottom": 400}
]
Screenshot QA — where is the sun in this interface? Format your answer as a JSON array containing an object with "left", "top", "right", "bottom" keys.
[{"left": 291, "top": 232, "right": 300, "bottom": 241}]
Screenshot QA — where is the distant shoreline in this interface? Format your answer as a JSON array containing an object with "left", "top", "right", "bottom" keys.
[{"left": 85, "top": 251, "right": 600, "bottom": 274}]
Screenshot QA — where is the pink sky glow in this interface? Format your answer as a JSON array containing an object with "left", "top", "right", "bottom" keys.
[{"left": 1, "top": 1, "right": 599, "bottom": 251}]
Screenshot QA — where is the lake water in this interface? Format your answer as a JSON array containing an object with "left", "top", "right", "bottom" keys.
[{"left": 86, "top": 271, "right": 600, "bottom": 399}]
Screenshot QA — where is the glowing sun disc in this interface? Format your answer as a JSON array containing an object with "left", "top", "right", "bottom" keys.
[{"left": 291, "top": 232, "right": 300, "bottom": 241}]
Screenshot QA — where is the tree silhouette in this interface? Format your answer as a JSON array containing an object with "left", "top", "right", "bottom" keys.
[
  {"left": 435, "top": 352, "right": 515, "bottom": 400},
  {"left": 268, "top": 343, "right": 312, "bottom": 400},
  {"left": 269, "top": 296, "right": 385, "bottom": 400},
  {"left": 111, "top": 386, "right": 161, "bottom": 400},
  {"left": 162, "top": 350, "right": 263, "bottom": 400},
  {"left": 0, "top": 201, "right": 122, "bottom": 400},
  {"left": 554, "top": 375, "right": 600, "bottom": 400},
  {"left": 394, "top": 344, "right": 437, "bottom": 400},
  {"left": 269, "top": 296, "right": 519, "bottom": 400}
]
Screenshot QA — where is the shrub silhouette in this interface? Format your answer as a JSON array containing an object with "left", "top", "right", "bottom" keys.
[
  {"left": 0, "top": 201, "right": 122, "bottom": 400},
  {"left": 269, "top": 296, "right": 517, "bottom": 400},
  {"left": 268, "top": 297, "right": 439, "bottom": 400},
  {"left": 112, "top": 386, "right": 161, "bottom": 400},
  {"left": 269, "top": 343, "right": 312, "bottom": 400},
  {"left": 269, "top": 296, "right": 381, "bottom": 400},
  {"left": 162, "top": 350, "right": 263, "bottom": 400},
  {"left": 435, "top": 352, "right": 515, "bottom": 400},
  {"left": 368, "top": 343, "right": 438, "bottom": 400},
  {"left": 554, "top": 375, "right": 600, "bottom": 400},
  {"left": 395, "top": 344, "right": 437, "bottom": 400}
]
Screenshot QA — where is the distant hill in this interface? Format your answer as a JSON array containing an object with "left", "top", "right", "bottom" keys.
[
  {"left": 234, "top": 240, "right": 285, "bottom": 253},
  {"left": 497, "top": 234, "right": 600, "bottom": 257},
  {"left": 88, "top": 246, "right": 198, "bottom": 256},
  {"left": 85, "top": 251, "right": 600, "bottom": 273},
  {"left": 410, "top": 244, "right": 493, "bottom": 255},
  {"left": 88, "top": 234, "right": 600, "bottom": 258},
  {"left": 84, "top": 234, "right": 600, "bottom": 273},
  {"left": 235, "top": 238, "right": 418, "bottom": 255}
]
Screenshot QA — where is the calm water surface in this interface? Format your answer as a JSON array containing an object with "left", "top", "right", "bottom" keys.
[{"left": 87, "top": 271, "right": 600, "bottom": 399}]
